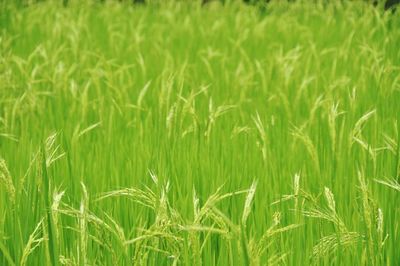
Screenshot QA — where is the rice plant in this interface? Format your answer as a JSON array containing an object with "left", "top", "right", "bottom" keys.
[{"left": 0, "top": 0, "right": 399, "bottom": 265}]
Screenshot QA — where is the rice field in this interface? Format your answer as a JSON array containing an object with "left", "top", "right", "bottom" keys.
[{"left": 0, "top": 1, "right": 399, "bottom": 265}]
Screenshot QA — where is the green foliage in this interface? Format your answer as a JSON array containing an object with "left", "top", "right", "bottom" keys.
[{"left": 0, "top": 1, "right": 399, "bottom": 265}]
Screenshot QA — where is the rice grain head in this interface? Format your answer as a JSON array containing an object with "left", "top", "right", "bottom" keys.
[
  {"left": 242, "top": 180, "right": 257, "bottom": 226},
  {"left": 0, "top": 157, "right": 16, "bottom": 205},
  {"left": 20, "top": 219, "right": 45, "bottom": 266}
]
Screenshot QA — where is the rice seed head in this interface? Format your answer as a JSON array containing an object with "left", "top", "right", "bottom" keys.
[
  {"left": 374, "top": 178, "right": 400, "bottom": 192},
  {"left": 376, "top": 208, "right": 383, "bottom": 235},
  {"left": 0, "top": 157, "right": 16, "bottom": 205},
  {"left": 193, "top": 186, "right": 200, "bottom": 220},
  {"left": 137, "top": 80, "right": 151, "bottom": 108},
  {"left": 166, "top": 103, "right": 177, "bottom": 137},
  {"left": 293, "top": 173, "right": 300, "bottom": 197},
  {"left": 376, "top": 208, "right": 386, "bottom": 249},
  {"left": 327, "top": 101, "right": 345, "bottom": 154},
  {"left": 79, "top": 182, "right": 89, "bottom": 266},
  {"left": 77, "top": 121, "right": 101, "bottom": 139},
  {"left": 291, "top": 126, "right": 320, "bottom": 172},
  {"left": 324, "top": 187, "right": 336, "bottom": 213},
  {"left": 45, "top": 132, "right": 65, "bottom": 167},
  {"left": 149, "top": 170, "right": 158, "bottom": 186},
  {"left": 312, "top": 232, "right": 361, "bottom": 259},
  {"left": 358, "top": 170, "right": 376, "bottom": 258},
  {"left": 273, "top": 212, "right": 281, "bottom": 227},
  {"left": 20, "top": 219, "right": 45, "bottom": 266},
  {"left": 293, "top": 173, "right": 300, "bottom": 211},
  {"left": 51, "top": 189, "right": 65, "bottom": 242},
  {"left": 242, "top": 180, "right": 257, "bottom": 226},
  {"left": 252, "top": 112, "right": 267, "bottom": 160},
  {"left": 350, "top": 109, "right": 376, "bottom": 147}
]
